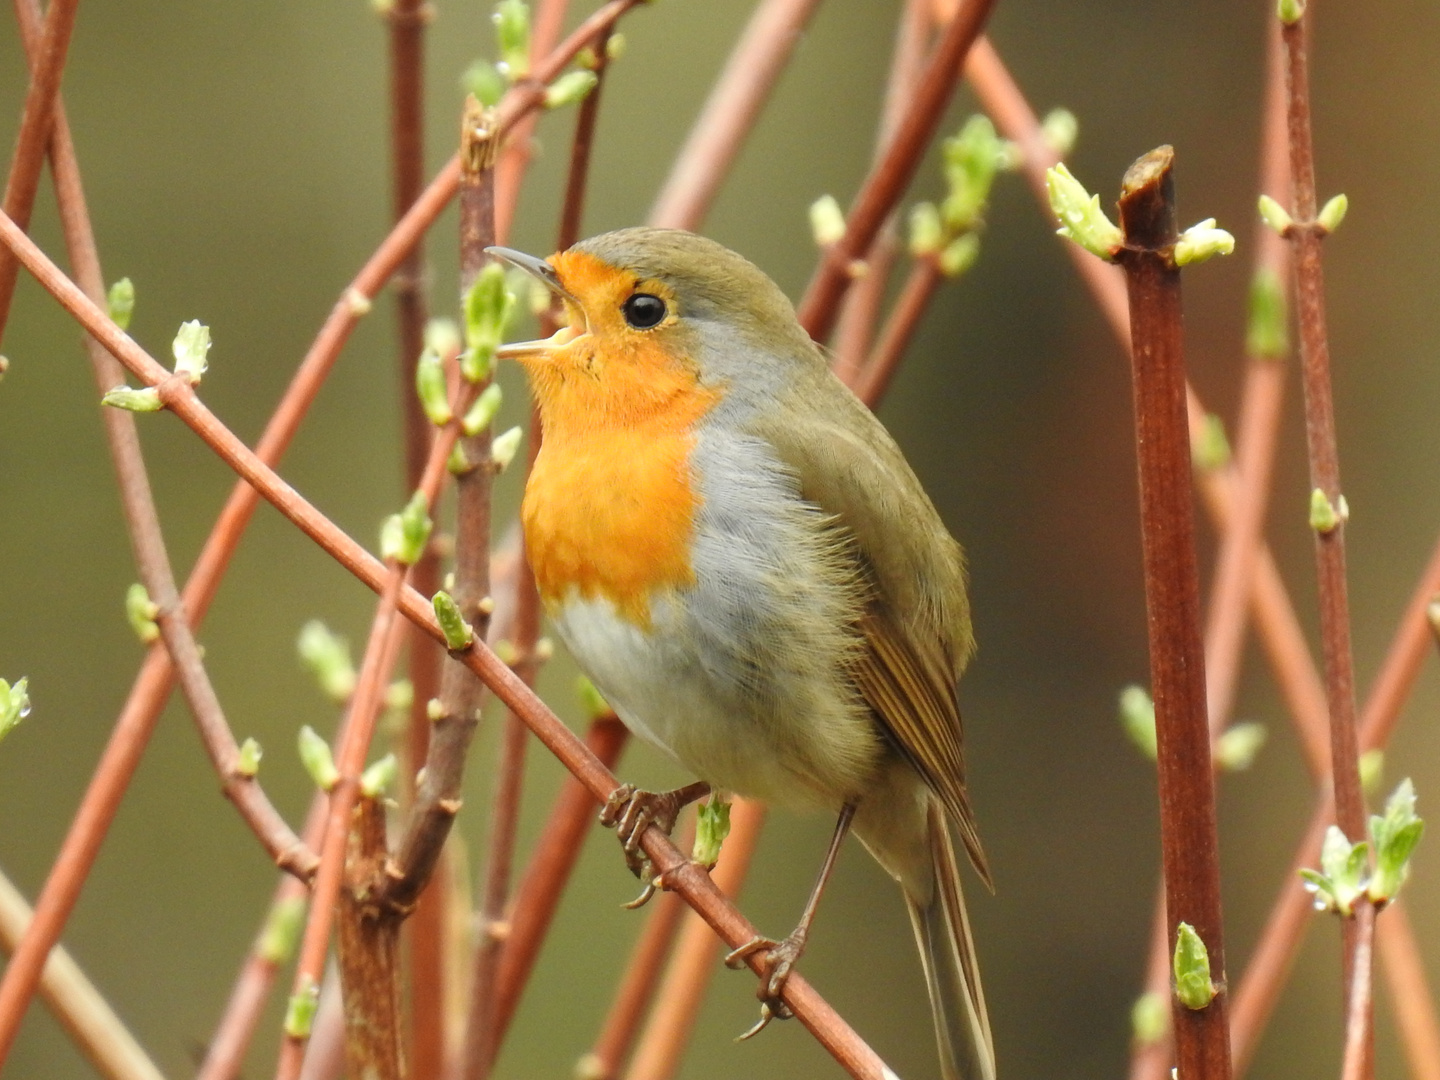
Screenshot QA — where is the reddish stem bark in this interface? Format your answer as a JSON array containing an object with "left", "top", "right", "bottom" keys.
[{"left": 1115, "top": 146, "right": 1232, "bottom": 1080}]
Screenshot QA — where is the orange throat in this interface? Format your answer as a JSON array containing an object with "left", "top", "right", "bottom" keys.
[{"left": 518, "top": 329, "right": 719, "bottom": 628}]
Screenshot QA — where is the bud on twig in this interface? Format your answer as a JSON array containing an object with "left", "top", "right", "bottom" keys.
[
  {"left": 284, "top": 976, "right": 320, "bottom": 1038},
  {"left": 462, "top": 59, "right": 506, "bottom": 107},
  {"left": 1309, "top": 488, "right": 1347, "bottom": 534},
  {"left": 1172, "top": 922, "right": 1217, "bottom": 1009},
  {"left": 126, "top": 582, "right": 161, "bottom": 644},
  {"left": 493, "top": 0, "right": 531, "bottom": 79},
  {"left": 1316, "top": 193, "right": 1348, "bottom": 234},
  {"left": 1192, "top": 413, "right": 1231, "bottom": 472},
  {"left": 908, "top": 202, "right": 944, "bottom": 257},
  {"left": 0, "top": 677, "right": 30, "bottom": 744},
  {"left": 1119, "top": 685, "right": 1157, "bottom": 760},
  {"left": 809, "top": 195, "right": 846, "bottom": 248},
  {"left": 576, "top": 676, "right": 610, "bottom": 720},
  {"left": 298, "top": 726, "right": 340, "bottom": 792},
  {"left": 236, "top": 737, "right": 263, "bottom": 778},
  {"left": 1246, "top": 267, "right": 1288, "bottom": 359},
  {"left": 102, "top": 385, "right": 162, "bottom": 412},
  {"left": 545, "top": 70, "right": 599, "bottom": 109},
  {"left": 1368, "top": 779, "right": 1425, "bottom": 903},
  {"left": 297, "top": 620, "right": 357, "bottom": 703},
  {"left": 693, "top": 794, "right": 732, "bottom": 869},
  {"left": 433, "top": 590, "right": 475, "bottom": 651},
  {"left": 1131, "top": 991, "right": 1168, "bottom": 1045},
  {"left": 1046, "top": 163, "right": 1123, "bottom": 261},
  {"left": 1214, "top": 722, "right": 1267, "bottom": 771},
  {"left": 462, "top": 382, "right": 503, "bottom": 436},
  {"left": 380, "top": 491, "right": 433, "bottom": 565},
  {"left": 258, "top": 896, "right": 307, "bottom": 965},
  {"left": 107, "top": 277, "right": 135, "bottom": 331},
  {"left": 415, "top": 347, "right": 452, "bottom": 426},
  {"left": 172, "top": 320, "right": 211, "bottom": 385},
  {"left": 491, "top": 425, "right": 523, "bottom": 472},
  {"left": 463, "top": 263, "right": 515, "bottom": 382},
  {"left": 1257, "top": 194, "right": 1294, "bottom": 236},
  {"left": 1173, "top": 218, "right": 1236, "bottom": 266},
  {"left": 360, "top": 753, "right": 399, "bottom": 799},
  {"left": 1040, "top": 108, "right": 1079, "bottom": 158}
]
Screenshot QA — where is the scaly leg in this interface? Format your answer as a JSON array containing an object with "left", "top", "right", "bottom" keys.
[
  {"left": 725, "top": 801, "right": 857, "bottom": 1038},
  {"left": 600, "top": 780, "right": 712, "bottom": 906}
]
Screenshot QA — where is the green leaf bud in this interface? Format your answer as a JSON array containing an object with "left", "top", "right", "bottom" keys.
[
  {"left": 298, "top": 725, "right": 339, "bottom": 792},
  {"left": 463, "top": 263, "right": 515, "bottom": 382},
  {"left": 236, "top": 737, "right": 263, "bottom": 778},
  {"left": 940, "top": 115, "right": 1006, "bottom": 231},
  {"left": 462, "top": 59, "right": 507, "bottom": 108},
  {"left": 493, "top": 0, "right": 531, "bottom": 80},
  {"left": 1278, "top": 0, "right": 1305, "bottom": 24},
  {"left": 0, "top": 677, "right": 31, "bottom": 744},
  {"left": 1246, "top": 267, "right": 1289, "bottom": 359},
  {"left": 126, "top": 582, "right": 161, "bottom": 644},
  {"left": 809, "top": 195, "right": 846, "bottom": 247},
  {"left": 1046, "top": 163, "right": 1123, "bottom": 261},
  {"left": 692, "top": 794, "right": 732, "bottom": 869},
  {"left": 1119, "top": 684, "right": 1157, "bottom": 761},
  {"left": 937, "top": 233, "right": 981, "bottom": 278},
  {"left": 1309, "top": 488, "right": 1341, "bottom": 534},
  {"left": 284, "top": 976, "right": 321, "bottom": 1038},
  {"left": 545, "top": 69, "right": 598, "bottom": 110},
  {"left": 1172, "top": 923, "right": 1217, "bottom": 1010},
  {"left": 491, "top": 425, "right": 523, "bottom": 472},
  {"left": 257, "top": 896, "right": 307, "bottom": 965},
  {"left": 432, "top": 590, "right": 475, "bottom": 651},
  {"left": 1131, "top": 991, "right": 1169, "bottom": 1045},
  {"left": 381, "top": 491, "right": 432, "bottom": 565},
  {"left": 462, "top": 382, "right": 504, "bottom": 436},
  {"left": 576, "top": 675, "right": 611, "bottom": 720},
  {"left": 448, "top": 442, "right": 474, "bottom": 475},
  {"left": 1317, "top": 193, "right": 1348, "bottom": 235},
  {"left": 908, "top": 202, "right": 944, "bottom": 258},
  {"left": 172, "top": 320, "right": 211, "bottom": 385},
  {"left": 107, "top": 278, "right": 135, "bottom": 331},
  {"left": 1040, "top": 108, "right": 1079, "bottom": 159},
  {"left": 415, "top": 348, "right": 452, "bottom": 426},
  {"left": 385, "top": 679, "right": 414, "bottom": 712},
  {"left": 1174, "top": 218, "right": 1236, "bottom": 266},
  {"left": 1306, "top": 824, "right": 1369, "bottom": 915},
  {"left": 426, "top": 318, "right": 462, "bottom": 359},
  {"left": 1369, "top": 778, "right": 1424, "bottom": 902},
  {"left": 605, "top": 33, "right": 626, "bottom": 61},
  {"left": 1215, "top": 722, "right": 1267, "bottom": 771},
  {"left": 297, "top": 620, "right": 356, "bottom": 703},
  {"left": 1258, "top": 194, "right": 1294, "bottom": 235},
  {"left": 1193, "top": 413, "right": 1231, "bottom": 472},
  {"left": 1360, "top": 749, "right": 1385, "bottom": 799},
  {"left": 102, "top": 385, "right": 163, "bottom": 412},
  {"left": 360, "top": 753, "right": 399, "bottom": 799}
]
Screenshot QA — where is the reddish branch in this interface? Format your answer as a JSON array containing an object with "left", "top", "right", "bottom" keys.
[
  {"left": 1115, "top": 147, "right": 1232, "bottom": 1080},
  {"left": 1377, "top": 903, "right": 1440, "bottom": 1080},
  {"left": 648, "top": 0, "right": 825, "bottom": 230},
  {"left": 794, "top": 0, "right": 996, "bottom": 341},
  {"left": 0, "top": 0, "right": 79, "bottom": 345}
]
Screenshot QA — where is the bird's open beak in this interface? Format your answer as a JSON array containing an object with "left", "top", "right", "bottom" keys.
[{"left": 486, "top": 246, "right": 589, "bottom": 362}]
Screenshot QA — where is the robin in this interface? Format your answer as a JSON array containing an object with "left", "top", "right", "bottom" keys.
[{"left": 492, "top": 228, "right": 994, "bottom": 1080}]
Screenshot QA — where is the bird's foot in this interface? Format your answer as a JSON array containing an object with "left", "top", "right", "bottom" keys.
[
  {"left": 724, "top": 928, "right": 807, "bottom": 1039},
  {"left": 599, "top": 781, "right": 711, "bottom": 907}
]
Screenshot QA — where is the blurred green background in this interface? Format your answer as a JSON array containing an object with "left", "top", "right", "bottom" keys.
[{"left": 2, "top": 1, "right": 1439, "bottom": 1078}]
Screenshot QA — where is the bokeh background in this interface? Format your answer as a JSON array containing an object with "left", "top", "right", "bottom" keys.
[{"left": 3, "top": 1, "right": 1439, "bottom": 1078}]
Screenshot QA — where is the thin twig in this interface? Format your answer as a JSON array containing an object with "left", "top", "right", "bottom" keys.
[
  {"left": 0, "top": 869, "right": 166, "bottom": 1080},
  {"left": 623, "top": 801, "right": 767, "bottom": 1080},
  {"left": 853, "top": 255, "right": 942, "bottom": 406},
  {"left": 1115, "top": 146, "right": 1232, "bottom": 1080},
  {"left": 0, "top": 208, "right": 898, "bottom": 1080},
  {"left": 1376, "top": 901, "right": 1440, "bottom": 1080},
  {"left": 1340, "top": 902, "right": 1376, "bottom": 1080},
  {"left": 0, "top": 0, "right": 80, "bottom": 345},
  {"left": 648, "top": 0, "right": 825, "bottom": 231},
  {"left": 794, "top": 0, "right": 997, "bottom": 340}
]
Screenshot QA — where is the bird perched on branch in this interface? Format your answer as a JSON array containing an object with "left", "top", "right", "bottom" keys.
[{"left": 492, "top": 228, "right": 994, "bottom": 1080}]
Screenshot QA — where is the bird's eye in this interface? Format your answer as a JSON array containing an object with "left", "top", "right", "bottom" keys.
[{"left": 622, "top": 293, "right": 667, "bottom": 330}]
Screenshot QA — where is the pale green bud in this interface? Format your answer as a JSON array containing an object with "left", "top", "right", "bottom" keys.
[
  {"left": 937, "top": 233, "right": 981, "bottom": 278},
  {"left": 576, "top": 675, "right": 611, "bottom": 720},
  {"left": 1040, "top": 108, "right": 1079, "bottom": 159},
  {"left": 360, "top": 753, "right": 399, "bottom": 799},
  {"left": 380, "top": 491, "right": 432, "bottom": 565},
  {"left": 236, "top": 737, "right": 263, "bottom": 778},
  {"left": 809, "top": 195, "right": 846, "bottom": 247},
  {"left": 1369, "top": 778, "right": 1424, "bottom": 902},
  {"left": 172, "top": 320, "right": 210, "bottom": 385},
  {"left": 0, "top": 677, "right": 30, "bottom": 744},
  {"left": 385, "top": 679, "right": 413, "bottom": 712},
  {"left": 1309, "top": 488, "right": 1341, "bottom": 534},
  {"left": 1215, "top": 722, "right": 1267, "bottom": 771},
  {"left": 1317, "top": 193, "right": 1348, "bottom": 234},
  {"left": 257, "top": 896, "right": 306, "bottom": 965},
  {"left": 941, "top": 115, "right": 1006, "bottom": 230},
  {"left": 908, "top": 202, "right": 944, "bottom": 258},
  {"left": 462, "top": 59, "right": 506, "bottom": 108},
  {"left": 1119, "top": 684, "right": 1157, "bottom": 760},
  {"left": 463, "top": 263, "right": 515, "bottom": 382},
  {"left": 1174, "top": 219, "right": 1236, "bottom": 266},
  {"left": 462, "top": 382, "right": 504, "bottom": 436},
  {"left": 107, "top": 278, "right": 135, "bottom": 331},
  {"left": 491, "top": 425, "right": 523, "bottom": 472},
  {"left": 102, "top": 385, "right": 162, "bottom": 412},
  {"left": 284, "top": 976, "right": 320, "bottom": 1038},
  {"left": 447, "top": 442, "right": 474, "bottom": 475},
  {"left": 432, "top": 590, "right": 474, "bottom": 651},
  {"left": 1046, "top": 163, "right": 1123, "bottom": 261},
  {"left": 298, "top": 725, "right": 339, "bottom": 792},
  {"left": 1246, "top": 267, "right": 1288, "bottom": 359},
  {"left": 1258, "top": 194, "right": 1294, "bottom": 235},
  {"left": 1193, "top": 413, "right": 1231, "bottom": 472},
  {"left": 1301, "top": 825, "right": 1369, "bottom": 914},
  {"left": 426, "top": 318, "right": 462, "bottom": 359},
  {"left": 605, "top": 34, "right": 626, "bottom": 61},
  {"left": 1173, "top": 923, "right": 1217, "bottom": 1009},
  {"left": 1277, "top": 0, "right": 1305, "bottom": 24},
  {"left": 692, "top": 795, "right": 732, "bottom": 869},
  {"left": 545, "top": 70, "right": 598, "bottom": 110},
  {"left": 297, "top": 620, "right": 356, "bottom": 703},
  {"left": 126, "top": 582, "right": 161, "bottom": 644},
  {"left": 1131, "top": 991, "right": 1169, "bottom": 1045},
  {"left": 493, "top": 0, "right": 531, "bottom": 80},
  {"left": 416, "top": 348, "right": 452, "bottom": 427},
  {"left": 1360, "top": 749, "right": 1385, "bottom": 799}
]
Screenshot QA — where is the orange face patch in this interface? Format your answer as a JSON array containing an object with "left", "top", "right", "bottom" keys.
[{"left": 517, "top": 250, "right": 719, "bottom": 626}]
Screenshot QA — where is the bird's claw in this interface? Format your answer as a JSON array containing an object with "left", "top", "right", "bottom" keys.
[
  {"left": 725, "top": 930, "right": 804, "bottom": 1038},
  {"left": 599, "top": 781, "right": 710, "bottom": 891}
]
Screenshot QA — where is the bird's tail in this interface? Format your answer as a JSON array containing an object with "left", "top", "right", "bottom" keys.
[{"left": 905, "top": 798, "right": 995, "bottom": 1080}]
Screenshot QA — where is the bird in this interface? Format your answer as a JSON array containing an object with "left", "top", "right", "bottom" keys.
[{"left": 491, "top": 227, "right": 994, "bottom": 1080}]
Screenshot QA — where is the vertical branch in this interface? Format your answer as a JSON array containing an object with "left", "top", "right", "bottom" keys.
[
  {"left": 1376, "top": 902, "right": 1440, "bottom": 1080},
  {"left": 494, "top": 0, "right": 572, "bottom": 242},
  {"left": 338, "top": 796, "right": 407, "bottom": 1080},
  {"left": 1115, "top": 146, "right": 1232, "bottom": 1080}
]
